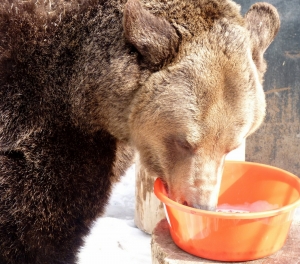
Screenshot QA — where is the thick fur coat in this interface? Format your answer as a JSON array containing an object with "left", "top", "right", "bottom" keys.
[{"left": 0, "top": 0, "right": 279, "bottom": 263}]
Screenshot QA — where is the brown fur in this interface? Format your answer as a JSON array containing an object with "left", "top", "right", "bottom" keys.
[{"left": 0, "top": 0, "right": 279, "bottom": 263}]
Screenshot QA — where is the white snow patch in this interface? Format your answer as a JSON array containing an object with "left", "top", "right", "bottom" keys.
[{"left": 77, "top": 165, "right": 152, "bottom": 264}]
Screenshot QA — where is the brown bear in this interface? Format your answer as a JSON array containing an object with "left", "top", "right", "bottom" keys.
[{"left": 0, "top": 0, "right": 279, "bottom": 263}]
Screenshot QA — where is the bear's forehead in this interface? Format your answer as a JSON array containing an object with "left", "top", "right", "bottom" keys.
[
  {"left": 179, "top": 21, "right": 250, "bottom": 59},
  {"left": 141, "top": 0, "right": 245, "bottom": 36},
  {"left": 167, "top": 37, "right": 253, "bottom": 91}
]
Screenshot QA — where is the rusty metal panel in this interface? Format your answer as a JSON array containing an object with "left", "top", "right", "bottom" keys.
[{"left": 235, "top": 0, "right": 300, "bottom": 176}]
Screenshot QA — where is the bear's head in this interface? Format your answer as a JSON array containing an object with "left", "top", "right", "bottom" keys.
[{"left": 124, "top": 0, "right": 280, "bottom": 210}]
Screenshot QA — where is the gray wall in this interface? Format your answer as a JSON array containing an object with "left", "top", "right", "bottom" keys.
[{"left": 236, "top": 0, "right": 300, "bottom": 176}]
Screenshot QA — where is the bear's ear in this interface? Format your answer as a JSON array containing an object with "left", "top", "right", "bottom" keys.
[
  {"left": 123, "top": 0, "right": 179, "bottom": 68},
  {"left": 245, "top": 3, "right": 280, "bottom": 74}
]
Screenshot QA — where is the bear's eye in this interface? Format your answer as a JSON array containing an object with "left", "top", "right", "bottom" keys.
[{"left": 174, "top": 138, "right": 195, "bottom": 154}]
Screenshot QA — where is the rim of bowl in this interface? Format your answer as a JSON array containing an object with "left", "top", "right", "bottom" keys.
[{"left": 154, "top": 161, "right": 300, "bottom": 219}]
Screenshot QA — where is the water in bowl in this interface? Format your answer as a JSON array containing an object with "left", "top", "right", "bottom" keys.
[{"left": 216, "top": 200, "right": 279, "bottom": 213}]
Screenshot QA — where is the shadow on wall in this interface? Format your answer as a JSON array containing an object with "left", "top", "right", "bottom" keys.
[{"left": 236, "top": 0, "right": 300, "bottom": 176}]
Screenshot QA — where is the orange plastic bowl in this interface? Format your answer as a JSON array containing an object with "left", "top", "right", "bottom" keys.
[{"left": 154, "top": 161, "right": 300, "bottom": 262}]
